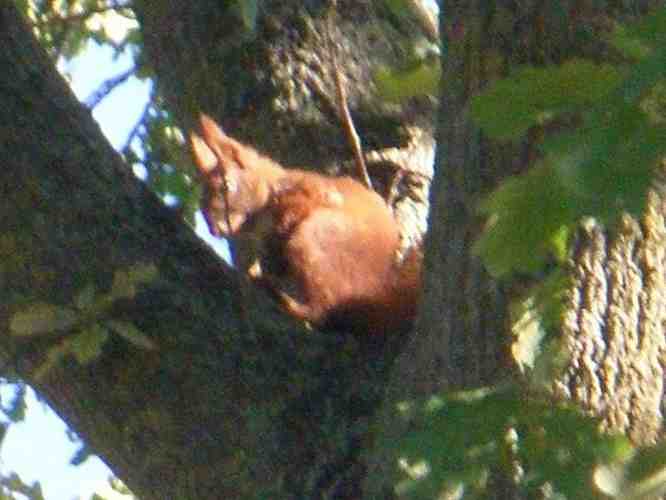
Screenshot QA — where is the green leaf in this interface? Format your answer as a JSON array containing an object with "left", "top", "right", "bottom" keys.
[
  {"left": 111, "top": 263, "right": 157, "bottom": 299},
  {"left": 0, "top": 472, "right": 45, "bottom": 500},
  {"left": 15, "top": 0, "right": 30, "bottom": 16},
  {"left": 151, "top": 167, "right": 193, "bottom": 204},
  {"left": 10, "top": 303, "right": 78, "bottom": 337},
  {"left": 391, "top": 386, "right": 520, "bottom": 498},
  {"left": 34, "top": 343, "right": 69, "bottom": 381},
  {"left": 609, "top": 25, "right": 652, "bottom": 60},
  {"left": 375, "top": 61, "right": 441, "bottom": 102},
  {"left": 511, "top": 298, "right": 547, "bottom": 371},
  {"left": 386, "top": 382, "right": 635, "bottom": 499},
  {"left": 3, "top": 385, "right": 27, "bottom": 423},
  {"left": 384, "top": 0, "right": 412, "bottom": 18},
  {"left": 625, "top": 442, "right": 666, "bottom": 484},
  {"left": 69, "top": 324, "right": 109, "bottom": 365},
  {"left": 73, "top": 283, "right": 96, "bottom": 310},
  {"left": 548, "top": 104, "right": 664, "bottom": 222},
  {"left": 598, "top": 456, "right": 666, "bottom": 500},
  {"left": 236, "top": 0, "right": 258, "bottom": 31},
  {"left": 470, "top": 60, "right": 624, "bottom": 140},
  {"left": 476, "top": 57, "right": 666, "bottom": 278},
  {"left": 621, "top": 7, "right": 666, "bottom": 48},
  {"left": 106, "top": 320, "right": 156, "bottom": 350},
  {"left": 474, "top": 164, "right": 577, "bottom": 277},
  {"left": 595, "top": 464, "right": 626, "bottom": 498},
  {"left": 127, "top": 263, "right": 158, "bottom": 288},
  {"left": 621, "top": 461, "right": 666, "bottom": 500}
]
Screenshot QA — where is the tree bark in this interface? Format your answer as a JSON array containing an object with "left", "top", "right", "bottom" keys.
[
  {"left": 4, "top": 1, "right": 666, "bottom": 499},
  {"left": 133, "top": 0, "right": 435, "bottom": 251},
  {"left": 1, "top": 2, "right": 436, "bottom": 499},
  {"left": 366, "top": 1, "right": 666, "bottom": 498},
  {"left": 556, "top": 193, "right": 666, "bottom": 446},
  {"left": 1, "top": 4, "right": 265, "bottom": 498}
]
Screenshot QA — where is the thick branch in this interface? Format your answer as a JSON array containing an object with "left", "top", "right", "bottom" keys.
[{"left": 1, "top": 5, "right": 376, "bottom": 499}]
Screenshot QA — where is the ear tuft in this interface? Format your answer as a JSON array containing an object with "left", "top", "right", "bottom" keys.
[
  {"left": 190, "top": 131, "right": 218, "bottom": 173},
  {"left": 197, "top": 113, "right": 249, "bottom": 169},
  {"left": 199, "top": 113, "right": 226, "bottom": 142}
]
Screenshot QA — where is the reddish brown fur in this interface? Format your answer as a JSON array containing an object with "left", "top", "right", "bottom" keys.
[{"left": 190, "top": 114, "right": 421, "bottom": 336}]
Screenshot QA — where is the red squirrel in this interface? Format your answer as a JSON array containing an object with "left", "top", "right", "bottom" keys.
[{"left": 190, "top": 114, "right": 421, "bottom": 336}]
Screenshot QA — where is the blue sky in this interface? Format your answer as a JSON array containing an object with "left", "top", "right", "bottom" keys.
[{"left": 2, "top": 39, "right": 226, "bottom": 500}]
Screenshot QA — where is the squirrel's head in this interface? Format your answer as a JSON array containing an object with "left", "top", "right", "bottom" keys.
[{"left": 190, "top": 114, "right": 284, "bottom": 236}]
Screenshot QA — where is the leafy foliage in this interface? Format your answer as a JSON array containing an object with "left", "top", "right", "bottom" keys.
[
  {"left": 474, "top": 164, "right": 573, "bottom": 277},
  {"left": 19, "top": 0, "right": 139, "bottom": 60},
  {"left": 9, "top": 303, "right": 79, "bottom": 337},
  {"left": 510, "top": 269, "right": 569, "bottom": 376},
  {"left": 235, "top": 0, "right": 259, "bottom": 31},
  {"left": 375, "top": 8, "right": 666, "bottom": 500},
  {"left": 0, "top": 472, "right": 45, "bottom": 500},
  {"left": 15, "top": 0, "right": 205, "bottom": 223},
  {"left": 387, "top": 384, "right": 666, "bottom": 500},
  {"left": 1, "top": 384, "right": 28, "bottom": 424},
  {"left": 472, "top": 17, "right": 666, "bottom": 278},
  {"left": 470, "top": 60, "right": 624, "bottom": 141},
  {"left": 9, "top": 264, "right": 158, "bottom": 380},
  {"left": 375, "top": 59, "right": 441, "bottom": 103},
  {"left": 135, "top": 109, "right": 201, "bottom": 223},
  {"left": 375, "top": 0, "right": 441, "bottom": 101},
  {"left": 375, "top": 7, "right": 666, "bottom": 280}
]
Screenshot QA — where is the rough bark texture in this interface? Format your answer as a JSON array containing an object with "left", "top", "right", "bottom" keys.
[
  {"left": 134, "top": 0, "right": 435, "bottom": 252},
  {"left": 2, "top": 2, "right": 436, "bottom": 499},
  {"left": 1, "top": 5, "right": 267, "bottom": 498},
  {"left": 366, "top": 1, "right": 666, "bottom": 498},
  {"left": 556, "top": 192, "right": 666, "bottom": 446},
  {"left": 366, "top": 3, "right": 513, "bottom": 496},
  {"left": 5, "top": 0, "right": 666, "bottom": 499}
]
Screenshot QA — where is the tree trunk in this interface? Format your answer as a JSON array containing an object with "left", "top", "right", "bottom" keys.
[{"left": 366, "top": 1, "right": 666, "bottom": 498}]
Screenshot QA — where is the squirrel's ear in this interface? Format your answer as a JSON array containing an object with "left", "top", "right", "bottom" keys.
[
  {"left": 198, "top": 113, "right": 226, "bottom": 144},
  {"left": 197, "top": 114, "right": 249, "bottom": 168},
  {"left": 190, "top": 130, "right": 218, "bottom": 174},
  {"left": 191, "top": 114, "right": 239, "bottom": 173}
]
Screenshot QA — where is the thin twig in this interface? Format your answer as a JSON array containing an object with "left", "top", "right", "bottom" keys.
[
  {"left": 327, "top": 1, "right": 372, "bottom": 190},
  {"left": 333, "top": 67, "right": 372, "bottom": 190},
  {"left": 121, "top": 95, "right": 152, "bottom": 154},
  {"left": 84, "top": 66, "right": 136, "bottom": 109}
]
